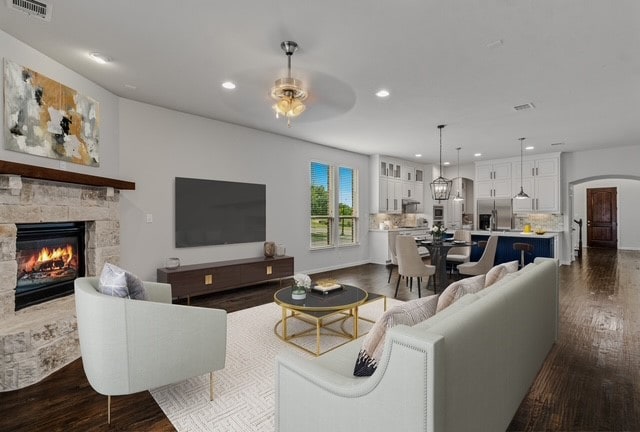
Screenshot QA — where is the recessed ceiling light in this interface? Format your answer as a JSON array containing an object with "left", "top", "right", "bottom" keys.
[
  {"left": 222, "top": 81, "right": 236, "bottom": 90},
  {"left": 443, "top": 161, "right": 451, "bottom": 166},
  {"left": 415, "top": 153, "right": 422, "bottom": 158},
  {"left": 474, "top": 153, "right": 482, "bottom": 157},
  {"left": 124, "top": 84, "right": 137, "bottom": 90},
  {"left": 525, "top": 146, "right": 534, "bottom": 150},
  {"left": 375, "top": 89, "right": 390, "bottom": 98},
  {"left": 89, "top": 52, "right": 111, "bottom": 65},
  {"left": 486, "top": 39, "right": 504, "bottom": 49}
]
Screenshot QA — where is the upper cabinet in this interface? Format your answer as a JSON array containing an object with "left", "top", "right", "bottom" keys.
[
  {"left": 475, "top": 160, "right": 512, "bottom": 199},
  {"left": 475, "top": 152, "right": 560, "bottom": 213},
  {"left": 370, "top": 155, "right": 427, "bottom": 214},
  {"left": 511, "top": 155, "right": 560, "bottom": 213}
]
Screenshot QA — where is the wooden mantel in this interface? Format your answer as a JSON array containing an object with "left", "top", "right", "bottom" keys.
[{"left": 0, "top": 160, "right": 135, "bottom": 190}]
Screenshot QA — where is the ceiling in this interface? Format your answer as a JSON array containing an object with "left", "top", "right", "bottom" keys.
[{"left": 1, "top": 1, "right": 639, "bottom": 166}]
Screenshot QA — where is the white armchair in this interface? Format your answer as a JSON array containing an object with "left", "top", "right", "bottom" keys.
[{"left": 74, "top": 277, "right": 227, "bottom": 424}]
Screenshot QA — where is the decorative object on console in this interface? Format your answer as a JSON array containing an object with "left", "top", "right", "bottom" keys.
[
  {"left": 4, "top": 59, "right": 100, "bottom": 166},
  {"left": 275, "top": 244, "right": 286, "bottom": 256},
  {"left": 514, "top": 137, "right": 530, "bottom": 200},
  {"left": 98, "top": 263, "right": 148, "bottom": 300},
  {"left": 264, "top": 241, "right": 276, "bottom": 257},
  {"left": 291, "top": 273, "right": 311, "bottom": 300},
  {"left": 270, "top": 41, "right": 308, "bottom": 128},
  {"left": 165, "top": 257, "right": 181, "bottom": 269},
  {"left": 354, "top": 294, "right": 439, "bottom": 376},
  {"left": 430, "top": 124, "right": 453, "bottom": 201}
]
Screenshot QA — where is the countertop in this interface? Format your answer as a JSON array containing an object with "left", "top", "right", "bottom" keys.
[
  {"left": 369, "top": 227, "right": 430, "bottom": 232},
  {"left": 469, "top": 230, "right": 559, "bottom": 239},
  {"left": 370, "top": 228, "right": 560, "bottom": 238}
]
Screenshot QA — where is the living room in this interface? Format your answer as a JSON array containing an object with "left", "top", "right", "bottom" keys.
[{"left": 1, "top": 1, "right": 639, "bottom": 431}]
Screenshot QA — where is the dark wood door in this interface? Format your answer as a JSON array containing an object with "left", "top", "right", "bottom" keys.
[{"left": 587, "top": 187, "right": 617, "bottom": 248}]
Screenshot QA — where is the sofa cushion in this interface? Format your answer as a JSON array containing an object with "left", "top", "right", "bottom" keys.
[
  {"left": 484, "top": 260, "right": 519, "bottom": 288},
  {"left": 98, "top": 263, "right": 148, "bottom": 300},
  {"left": 353, "top": 295, "right": 439, "bottom": 377},
  {"left": 436, "top": 274, "right": 485, "bottom": 313}
]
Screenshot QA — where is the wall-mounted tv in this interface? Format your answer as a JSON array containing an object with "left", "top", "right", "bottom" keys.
[{"left": 175, "top": 177, "right": 266, "bottom": 248}]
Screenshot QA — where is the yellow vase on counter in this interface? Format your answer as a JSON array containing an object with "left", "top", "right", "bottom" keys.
[{"left": 523, "top": 224, "right": 532, "bottom": 233}]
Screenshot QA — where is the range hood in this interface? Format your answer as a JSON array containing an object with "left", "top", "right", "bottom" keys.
[{"left": 401, "top": 198, "right": 421, "bottom": 214}]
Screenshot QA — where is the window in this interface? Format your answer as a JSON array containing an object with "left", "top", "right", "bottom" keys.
[
  {"left": 338, "top": 166, "right": 358, "bottom": 246},
  {"left": 310, "top": 162, "right": 359, "bottom": 249}
]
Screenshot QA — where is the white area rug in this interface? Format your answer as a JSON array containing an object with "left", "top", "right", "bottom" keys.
[{"left": 151, "top": 298, "right": 397, "bottom": 432}]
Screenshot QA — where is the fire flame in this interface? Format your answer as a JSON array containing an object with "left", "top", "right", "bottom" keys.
[
  {"left": 21, "top": 244, "right": 75, "bottom": 272},
  {"left": 37, "top": 245, "right": 74, "bottom": 264}
]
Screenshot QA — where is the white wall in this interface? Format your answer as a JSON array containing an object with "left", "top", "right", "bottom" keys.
[
  {"left": 561, "top": 144, "right": 640, "bottom": 262},
  {"left": 573, "top": 179, "right": 640, "bottom": 251},
  {"left": 118, "top": 99, "right": 371, "bottom": 280},
  {"left": 0, "top": 29, "right": 120, "bottom": 177}
]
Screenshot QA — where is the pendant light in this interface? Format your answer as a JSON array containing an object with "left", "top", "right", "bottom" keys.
[
  {"left": 430, "top": 124, "right": 453, "bottom": 201},
  {"left": 270, "top": 41, "right": 308, "bottom": 128},
  {"left": 514, "top": 137, "right": 530, "bottom": 200},
  {"left": 453, "top": 146, "right": 464, "bottom": 202}
]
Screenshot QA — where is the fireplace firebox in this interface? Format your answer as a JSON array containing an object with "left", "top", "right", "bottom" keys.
[{"left": 15, "top": 222, "right": 86, "bottom": 311}]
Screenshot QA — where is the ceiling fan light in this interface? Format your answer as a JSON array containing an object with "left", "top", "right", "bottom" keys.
[
  {"left": 277, "top": 98, "right": 291, "bottom": 113},
  {"left": 270, "top": 41, "right": 307, "bottom": 126},
  {"left": 290, "top": 99, "right": 306, "bottom": 116}
]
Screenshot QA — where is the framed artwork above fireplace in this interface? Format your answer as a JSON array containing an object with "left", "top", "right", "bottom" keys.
[{"left": 3, "top": 59, "right": 100, "bottom": 166}]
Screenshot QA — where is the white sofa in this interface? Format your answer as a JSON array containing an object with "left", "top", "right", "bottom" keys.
[{"left": 275, "top": 258, "right": 559, "bottom": 432}]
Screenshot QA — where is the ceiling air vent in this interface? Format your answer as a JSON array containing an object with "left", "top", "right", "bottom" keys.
[
  {"left": 513, "top": 102, "right": 535, "bottom": 112},
  {"left": 6, "top": 0, "right": 52, "bottom": 21},
  {"left": 550, "top": 142, "right": 565, "bottom": 146}
]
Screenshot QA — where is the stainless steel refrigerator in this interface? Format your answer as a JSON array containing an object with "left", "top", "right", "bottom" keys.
[{"left": 477, "top": 198, "right": 513, "bottom": 230}]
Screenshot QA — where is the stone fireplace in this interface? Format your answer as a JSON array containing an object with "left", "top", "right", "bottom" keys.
[{"left": 0, "top": 174, "right": 121, "bottom": 391}]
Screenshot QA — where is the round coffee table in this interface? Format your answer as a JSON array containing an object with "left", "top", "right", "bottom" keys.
[{"left": 274, "top": 284, "right": 369, "bottom": 356}]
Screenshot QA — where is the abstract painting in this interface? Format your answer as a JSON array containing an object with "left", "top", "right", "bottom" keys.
[{"left": 3, "top": 59, "right": 100, "bottom": 166}]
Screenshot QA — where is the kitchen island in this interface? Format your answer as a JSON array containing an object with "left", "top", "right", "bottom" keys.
[{"left": 468, "top": 230, "right": 559, "bottom": 265}]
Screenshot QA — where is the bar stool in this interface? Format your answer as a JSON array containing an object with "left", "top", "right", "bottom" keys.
[{"left": 513, "top": 242, "right": 535, "bottom": 269}]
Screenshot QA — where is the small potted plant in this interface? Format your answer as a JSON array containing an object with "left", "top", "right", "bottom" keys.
[
  {"left": 430, "top": 223, "right": 447, "bottom": 244},
  {"left": 291, "top": 273, "right": 311, "bottom": 300}
]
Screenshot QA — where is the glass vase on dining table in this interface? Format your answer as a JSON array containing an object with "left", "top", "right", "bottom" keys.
[{"left": 430, "top": 223, "right": 447, "bottom": 245}]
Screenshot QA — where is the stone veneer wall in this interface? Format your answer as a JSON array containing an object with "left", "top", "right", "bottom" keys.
[{"left": 0, "top": 175, "right": 121, "bottom": 391}]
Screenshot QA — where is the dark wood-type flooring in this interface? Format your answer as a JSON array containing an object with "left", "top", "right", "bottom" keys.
[{"left": 1, "top": 248, "right": 638, "bottom": 431}]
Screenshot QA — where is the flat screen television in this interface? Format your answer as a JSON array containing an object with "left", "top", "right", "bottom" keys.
[{"left": 175, "top": 177, "right": 266, "bottom": 248}]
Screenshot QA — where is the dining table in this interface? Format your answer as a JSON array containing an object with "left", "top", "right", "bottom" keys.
[{"left": 419, "top": 239, "right": 476, "bottom": 294}]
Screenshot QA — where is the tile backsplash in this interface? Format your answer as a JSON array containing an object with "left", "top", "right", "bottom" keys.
[
  {"left": 370, "top": 213, "right": 429, "bottom": 229},
  {"left": 514, "top": 213, "right": 564, "bottom": 231}
]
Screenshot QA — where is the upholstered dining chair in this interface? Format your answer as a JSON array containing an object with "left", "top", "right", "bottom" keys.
[
  {"left": 74, "top": 277, "right": 227, "bottom": 424},
  {"left": 387, "top": 233, "right": 399, "bottom": 283},
  {"left": 395, "top": 235, "right": 436, "bottom": 298},
  {"left": 446, "top": 230, "right": 472, "bottom": 274},
  {"left": 457, "top": 235, "right": 499, "bottom": 276}
]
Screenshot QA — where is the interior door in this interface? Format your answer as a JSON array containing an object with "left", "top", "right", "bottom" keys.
[{"left": 587, "top": 187, "right": 617, "bottom": 248}]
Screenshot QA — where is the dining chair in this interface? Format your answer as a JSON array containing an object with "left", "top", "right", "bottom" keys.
[
  {"left": 387, "top": 233, "right": 399, "bottom": 283},
  {"left": 457, "top": 235, "right": 498, "bottom": 277},
  {"left": 446, "top": 230, "right": 472, "bottom": 274},
  {"left": 394, "top": 235, "right": 436, "bottom": 298}
]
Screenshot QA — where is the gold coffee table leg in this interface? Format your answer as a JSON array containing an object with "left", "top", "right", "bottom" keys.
[
  {"left": 282, "top": 307, "right": 288, "bottom": 340},
  {"left": 353, "top": 307, "right": 359, "bottom": 338}
]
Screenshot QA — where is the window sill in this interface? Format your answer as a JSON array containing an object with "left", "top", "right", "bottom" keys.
[{"left": 310, "top": 245, "right": 336, "bottom": 251}]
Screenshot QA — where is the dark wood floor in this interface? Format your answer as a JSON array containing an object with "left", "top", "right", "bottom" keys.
[{"left": 1, "top": 248, "right": 638, "bottom": 431}]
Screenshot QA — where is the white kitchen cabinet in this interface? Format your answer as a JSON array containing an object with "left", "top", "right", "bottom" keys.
[
  {"left": 511, "top": 155, "right": 560, "bottom": 213},
  {"left": 370, "top": 154, "right": 427, "bottom": 214},
  {"left": 475, "top": 161, "right": 511, "bottom": 199}
]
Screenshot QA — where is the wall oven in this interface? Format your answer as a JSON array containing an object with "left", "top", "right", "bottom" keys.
[{"left": 433, "top": 205, "right": 444, "bottom": 222}]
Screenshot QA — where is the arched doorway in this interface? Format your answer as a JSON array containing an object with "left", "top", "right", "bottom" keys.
[{"left": 570, "top": 175, "right": 640, "bottom": 255}]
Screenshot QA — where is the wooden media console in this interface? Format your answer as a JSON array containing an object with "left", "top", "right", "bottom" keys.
[{"left": 157, "top": 255, "right": 294, "bottom": 303}]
